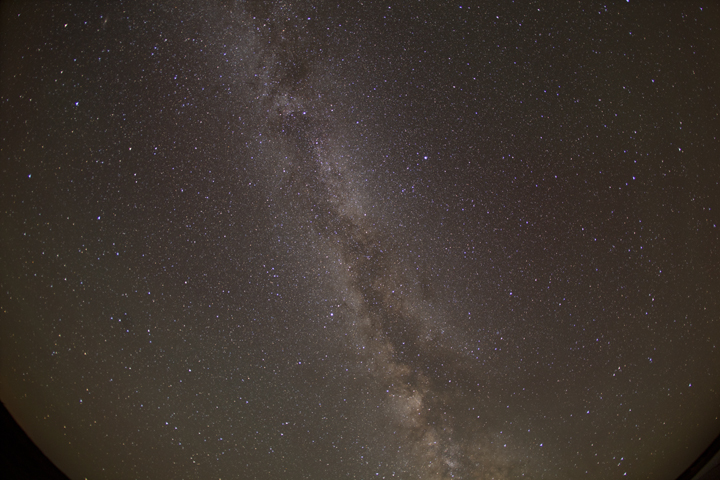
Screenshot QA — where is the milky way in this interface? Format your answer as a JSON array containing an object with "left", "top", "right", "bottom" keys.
[
  {"left": 2, "top": 1, "right": 719, "bottom": 479},
  {"left": 244, "top": 6, "right": 503, "bottom": 475}
]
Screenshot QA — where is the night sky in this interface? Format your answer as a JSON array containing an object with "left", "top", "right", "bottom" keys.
[{"left": 1, "top": 1, "right": 719, "bottom": 479}]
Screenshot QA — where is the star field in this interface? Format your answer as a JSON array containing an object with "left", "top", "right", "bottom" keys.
[{"left": 1, "top": 1, "right": 719, "bottom": 479}]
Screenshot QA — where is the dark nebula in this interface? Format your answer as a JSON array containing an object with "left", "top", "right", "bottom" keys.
[{"left": 1, "top": 1, "right": 719, "bottom": 479}]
